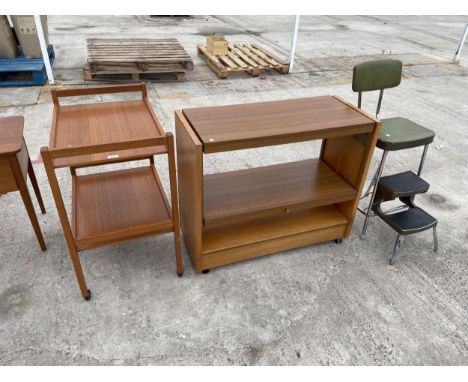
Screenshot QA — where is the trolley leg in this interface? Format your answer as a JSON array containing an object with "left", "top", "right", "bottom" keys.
[
  {"left": 361, "top": 150, "right": 388, "bottom": 238},
  {"left": 69, "top": 246, "right": 91, "bottom": 300},
  {"left": 433, "top": 225, "right": 438, "bottom": 253},
  {"left": 174, "top": 232, "right": 183, "bottom": 277},
  {"left": 166, "top": 133, "right": 184, "bottom": 277},
  {"left": 390, "top": 234, "right": 404, "bottom": 265}
]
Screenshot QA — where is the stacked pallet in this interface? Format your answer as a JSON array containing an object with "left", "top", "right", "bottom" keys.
[
  {"left": 197, "top": 43, "right": 289, "bottom": 79},
  {"left": 83, "top": 38, "right": 193, "bottom": 82},
  {"left": 0, "top": 45, "right": 55, "bottom": 87}
]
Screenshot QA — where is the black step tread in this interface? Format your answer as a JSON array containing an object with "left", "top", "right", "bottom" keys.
[
  {"left": 378, "top": 171, "right": 429, "bottom": 200},
  {"left": 377, "top": 206, "right": 437, "bottom": 235}
]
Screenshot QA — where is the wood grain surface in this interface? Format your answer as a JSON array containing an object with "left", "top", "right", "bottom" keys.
[
  {"left": 73, "top": 166, "right": 172, "bottom": 248},
  {"left": 182, "top": 96, "right": 375, "bottom": 153},
  {"left": 0, "top": 116, "right": 24, "bottom": 154},
  {"left": 203, "top": 159, "right": 356, "bottom": 226}
]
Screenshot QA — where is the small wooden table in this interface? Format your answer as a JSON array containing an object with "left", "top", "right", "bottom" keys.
[
  {"left": 41, "top": 84, "right": 183, "bottom": 300},
  {"left": 175, "top": 96, "right": 381, "bottom": 272},
  {"left": 0, "top": 116, "right": 46, "bottom": 251}
]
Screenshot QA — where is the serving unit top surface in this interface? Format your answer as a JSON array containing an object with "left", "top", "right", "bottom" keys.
[{"left": 182, "top": 96, "right": 376, "bottom": 153}]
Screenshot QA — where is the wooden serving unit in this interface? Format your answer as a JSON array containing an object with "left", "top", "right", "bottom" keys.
[
  {"left": 175, "top": 96, "right": 381, "bottom": 273},
  {"left": 41, "top": 84, "right": 183, "bottom": 300}
]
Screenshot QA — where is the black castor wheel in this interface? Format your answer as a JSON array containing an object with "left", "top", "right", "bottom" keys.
[
  {"left": 83, "top": 289, "right": 91, "bottom": 301},
  {"left": 335, "top": 238, "right": 343, "bottom": 244},
  {"left": 202, "top": 269, "right": 210, "bottom": 274},
  {"left": 177, "top": 271, "right": 184, "bottom": 278}
]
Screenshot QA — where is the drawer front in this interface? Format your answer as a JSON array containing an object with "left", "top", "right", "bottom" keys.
[{"left": 0, "top": 156, "right": 17, "bottom": 194}]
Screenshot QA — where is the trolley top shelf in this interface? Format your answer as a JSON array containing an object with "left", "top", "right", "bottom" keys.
[{"left": 48, "top": 84, "right": 166, "bottom": 168}]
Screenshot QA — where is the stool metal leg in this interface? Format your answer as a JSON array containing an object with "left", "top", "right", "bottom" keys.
[
  {"left": 363, "top": 166, "right": 379, "bottom": 198},
  {"left": 411, "top": 144, "right": 430, "bottom": 204},
  {"left": 361, "top": 150, "right": 388, "bottom": 238},
  {"left": 417, "top": 144, "right": 429, "bottom": 176},
  {"left": 433, "top": 225, "right": 438, "bottom": 252},
  {"left": 390, "top": 234, "right": 404, "bottom": 265}
]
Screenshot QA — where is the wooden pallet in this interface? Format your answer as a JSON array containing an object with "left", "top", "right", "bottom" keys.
[
  {"left": 84, "top": 38, "right": 193, "bottom": 82},
  {"left": 197, "top": 43, "right": 289, "bottom": 79}
]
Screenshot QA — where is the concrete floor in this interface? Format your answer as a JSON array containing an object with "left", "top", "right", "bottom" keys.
[{"left": 0, "top": 15, "right": 467, "bottom": 365}]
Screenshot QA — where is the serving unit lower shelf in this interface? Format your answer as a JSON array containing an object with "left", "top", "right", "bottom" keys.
[
  {"left": 201, "top": 205, "right": 348, "bottom": 269},
  {"left": 72, "top": 166, "right": 173, "bottom": 250}
]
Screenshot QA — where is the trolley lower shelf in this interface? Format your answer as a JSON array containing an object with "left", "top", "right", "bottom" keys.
[{"left": 72, "top": 166, "right": 173, "bottom": 250}]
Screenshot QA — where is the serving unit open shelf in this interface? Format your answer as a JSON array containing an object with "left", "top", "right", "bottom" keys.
[
  {"left": 175, "top": 95, "right": 381, "bottom": 273},
  {"left": 203, "top": 158, "right": 356, "bottom": 226}
]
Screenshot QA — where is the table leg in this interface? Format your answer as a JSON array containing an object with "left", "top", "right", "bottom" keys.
[
  {"left": 28, "top": 159, "right": 46, "bottom": 214},
  {"left": 9, "top": 156, "right": 46, "bottom": 251}
]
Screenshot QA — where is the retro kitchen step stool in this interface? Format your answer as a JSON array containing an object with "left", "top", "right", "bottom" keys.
[{"left": 353, "top": 59, "right": 438, "bottom": 264}]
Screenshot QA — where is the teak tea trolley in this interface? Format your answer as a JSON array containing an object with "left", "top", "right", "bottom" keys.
[
  {"left": 175, "top": 96, "right": 381, "bottom": 273},
  {"left": 0, "top": 116, "right": 46, "bottom": 251},
  {"left": 41, "top": 84, "right": 183, "bottom": 300}
]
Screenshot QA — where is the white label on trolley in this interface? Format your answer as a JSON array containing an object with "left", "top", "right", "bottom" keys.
[{"left": 107, "top": 154, "right": 119, "bottom": 159}]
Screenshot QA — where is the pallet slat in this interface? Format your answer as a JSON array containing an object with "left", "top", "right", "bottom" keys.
[
  {"left": 197, "top": 43, "right": 289, "bottom": 79},
  {"left": 230, "top": 47, "right": 259, "bottom": 68},
  {"left": 219, "top": 55, "right": 238, "bottom": 69},
  {"left": 234, "top": 44, "right": 270, "bottom": 68},
  {"left": 227, "top": 52, "right": 248, "bottom": 69}
]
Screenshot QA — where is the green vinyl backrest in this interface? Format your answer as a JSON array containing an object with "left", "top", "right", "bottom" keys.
[{"left": 352, "top": 59, "right": 402, "bottom": 92}]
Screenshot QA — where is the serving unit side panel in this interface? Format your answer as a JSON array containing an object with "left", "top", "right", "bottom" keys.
[
  {"left": 320, "top": 120, "right": 381, "bottom": 237},
  {"left": 175, "top": 111, "right": 204, "bottom": 271}
]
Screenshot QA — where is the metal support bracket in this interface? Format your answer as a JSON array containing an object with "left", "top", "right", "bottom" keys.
[
  {"left": 34, "top": 15, "right": 54, "bottom": 85},
  {"left": 453, "top": 22, "right": 468, "bottom": 63},
  {"left": 288, "top": 15, "right": 300, "bottom": 73}
]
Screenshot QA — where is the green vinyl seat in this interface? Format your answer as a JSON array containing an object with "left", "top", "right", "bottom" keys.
[{"left": 378, "top": 117, "right": 435, "bottom": 151}]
